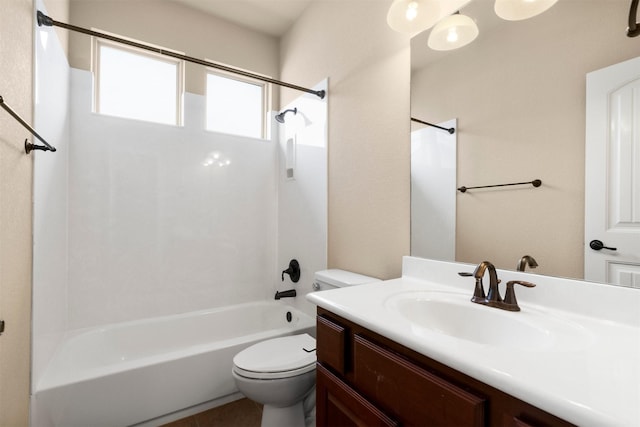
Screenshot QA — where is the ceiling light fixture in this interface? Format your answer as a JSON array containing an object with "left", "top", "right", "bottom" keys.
[
  {"left": 494, "top": 0, "right": 558, "bottom": 21},
  {"left": 427, "top": 12, "right": 479, "bottom": 51},
  {"left": 387, "top": 0, "right": 441, "bottom": 34}
]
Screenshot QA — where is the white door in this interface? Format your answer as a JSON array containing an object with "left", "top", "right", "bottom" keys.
[{"left": 585, "top": 56, "right": 640, "bottom": 287}]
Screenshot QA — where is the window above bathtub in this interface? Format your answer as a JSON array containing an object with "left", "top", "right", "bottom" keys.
[
  {"left": 93, "top": 37, "right": 184, "bottom": 126},
  {"left": 205, "top": 70, "right": 268, "bottom": 140}
]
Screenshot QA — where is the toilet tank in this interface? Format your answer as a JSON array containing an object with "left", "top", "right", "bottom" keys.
[{"left": 313, "top": 269, "right": 380, "bottom": 291}]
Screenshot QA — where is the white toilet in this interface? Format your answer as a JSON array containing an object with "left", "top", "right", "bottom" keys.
[{"left": 232, "top": 269, "right": 380, "bottom": 427}]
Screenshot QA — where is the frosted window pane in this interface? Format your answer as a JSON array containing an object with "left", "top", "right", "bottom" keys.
[
  {"left": 98, "top": 45, "right": 178, "bottom": 125},
  {"left": 206, "top": 73, "right": 263, "bottom": 138}
]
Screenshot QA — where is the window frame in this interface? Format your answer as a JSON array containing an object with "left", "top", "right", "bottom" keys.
[
  {"left": 92, "top": 36, "right": 185, "bottom": 126},
  {"left": 205, "top": 68, "right": 270, "bottom": 140}
]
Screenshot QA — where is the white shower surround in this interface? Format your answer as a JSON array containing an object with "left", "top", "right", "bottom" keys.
[
  {"left": 32, "top": 0, "right": 71, "bottom": 392},
  {"left": 67, "top": 69, "right": 279, "bottom": 329},
  {"left": 277, "top": 80, "right": 329, "bottom": 316}
]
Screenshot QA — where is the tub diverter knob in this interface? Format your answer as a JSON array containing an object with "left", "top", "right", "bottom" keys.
[{"left": 282, "top": 259, "right": 300, "bottom": 283}]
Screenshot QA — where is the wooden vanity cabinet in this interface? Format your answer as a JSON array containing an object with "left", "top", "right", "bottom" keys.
[{"left": 316, "top": 308, "right": 574, "bottom": 427}]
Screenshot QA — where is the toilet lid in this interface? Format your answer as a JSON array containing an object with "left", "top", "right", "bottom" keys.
[{"left": 233, "top": 334, "right": 316, "bottom": 379}]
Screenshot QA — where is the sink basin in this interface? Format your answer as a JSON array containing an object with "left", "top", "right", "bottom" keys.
[{"left": 384, "top": 291, "right": 591, "bottom": 351}]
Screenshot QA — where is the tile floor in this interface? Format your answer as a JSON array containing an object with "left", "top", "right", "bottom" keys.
[{"left": 160, "top": 398, "right": 263, "bottom": 427}]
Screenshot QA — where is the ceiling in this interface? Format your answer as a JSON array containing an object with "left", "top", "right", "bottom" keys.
[
  {"left": 171, "top": 0, "right": 314, "bottom": 37},
  {"left": 168, "top": 0, "right": 503, "bottom": 72}
]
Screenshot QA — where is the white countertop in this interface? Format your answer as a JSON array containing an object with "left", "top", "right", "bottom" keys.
[{"left": 307, "top": 257, "right": 640, "bottom": 427}]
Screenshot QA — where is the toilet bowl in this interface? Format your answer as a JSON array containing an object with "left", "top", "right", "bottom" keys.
[
  {"left": 232, "top": 269, "right": 380, "bottom": 427},
  {"left": 232, "top": 333, "right": 316, "bottom": 427}
]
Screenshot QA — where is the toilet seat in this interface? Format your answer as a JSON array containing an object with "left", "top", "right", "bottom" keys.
[{"left": 233, "top": 333, "right": 316, "bottom": 380}]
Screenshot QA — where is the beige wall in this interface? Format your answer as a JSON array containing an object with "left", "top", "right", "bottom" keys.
[
  {"left": 411, "top": 1, "right": 639, "bottom": 279},
  {"left": 69, "top": 0, "right": 280, "bottom": 99},
  {"left": 281, "top": 0, "right": 411, "bottom": 280},
  {"left": 0, "top": 1, "right": 34, "bottom": 425}
]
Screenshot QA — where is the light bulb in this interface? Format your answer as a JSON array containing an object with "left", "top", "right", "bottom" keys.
[
  {"left": 387, "top": 0, "right": 441, "bottom": 34},
  {"left": 406, "top": 1, "right": 419, "bottom": 21},
  {"left": 447, "top": 28, "right": 459, "bottom": 43},
  {"left": 428, "top": 13, "right": 478, "bottom": 51}
]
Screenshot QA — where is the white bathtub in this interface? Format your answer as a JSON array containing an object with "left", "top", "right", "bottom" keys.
[{"left": 32, "top": 301, "right": 315, "bottom": 427}]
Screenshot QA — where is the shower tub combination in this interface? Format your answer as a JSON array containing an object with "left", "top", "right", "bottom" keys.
[{"left": 33, "top": 301, "right": 315, "bottom": 427}]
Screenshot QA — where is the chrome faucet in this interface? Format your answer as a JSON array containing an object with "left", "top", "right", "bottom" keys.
[
  {"left": 516, "top": 255, "right": 538, "bottom": 272},
  {"left": 461, "top": 261, "right": 536, "bottom": 312}
]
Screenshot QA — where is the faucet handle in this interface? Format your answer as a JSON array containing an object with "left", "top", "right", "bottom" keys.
[
  {"left": 282, "top": 259, "right": 301, "bottom": 282},
  {"left": 506, "top": 280, "right": 536, "bottom": 289},
  {"left": 503, "top": 280, "right": 536, "bottom": 311}
]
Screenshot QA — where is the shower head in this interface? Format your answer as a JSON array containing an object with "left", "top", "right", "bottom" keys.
[{"left": 275, "top": 108, "right": 297, "bottom": 124}]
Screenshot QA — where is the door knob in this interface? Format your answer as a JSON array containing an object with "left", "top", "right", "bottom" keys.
[{"left": 589, "top": 240, "right": 617, "bottom": 251}]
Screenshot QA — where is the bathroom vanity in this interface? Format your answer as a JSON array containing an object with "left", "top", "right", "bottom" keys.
[
  {"left": 307, "top": 257, "right": 640, "bottom": 427},
  {"left": 316, "top": 308, "right": 572, "bottom": 426}
]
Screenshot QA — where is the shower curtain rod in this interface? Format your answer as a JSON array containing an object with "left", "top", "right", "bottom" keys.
[
  {"left": 411, "top": 117, "right": 455, "bottom": 134},
  {"left": 36, "top": 11, "right": 326, "bottom": 100},
  {"left": 0, "top": 95, "right": 57, "bottom": 153}
]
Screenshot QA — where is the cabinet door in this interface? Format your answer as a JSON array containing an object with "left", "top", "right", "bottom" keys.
[
  {"left": 317, "top": 315, "right": 347, "bottom": 375},
  {"left": 317, "top": 364, "right": 398, "bottom": 427},
  {"left": 353, "top": 335, "right": 486, "bottom": 427}
]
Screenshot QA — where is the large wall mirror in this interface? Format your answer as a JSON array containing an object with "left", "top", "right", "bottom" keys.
[{"left": 410, "top": 0, "right": 639, "bottom": 285}]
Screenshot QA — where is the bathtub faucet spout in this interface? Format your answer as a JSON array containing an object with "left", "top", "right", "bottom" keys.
[{"left": 275, "top": 289, "right": 297, "bottom": 300}]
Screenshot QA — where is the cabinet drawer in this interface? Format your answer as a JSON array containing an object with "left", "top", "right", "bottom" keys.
[
  {"left": 501, "top": 412, "right": 574, "bottom": 427},
  {"left": 503, "top": 415, "right": 536, "bottom": 427},
  {"left": 317, "top": 315, "right": 347, "bottom": 375},
  {"left": 353, "top": 334, "right": 486, "bottom": 427},
  {"left": 317, "top": 363, "right": 398, "bottom": 427}
]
